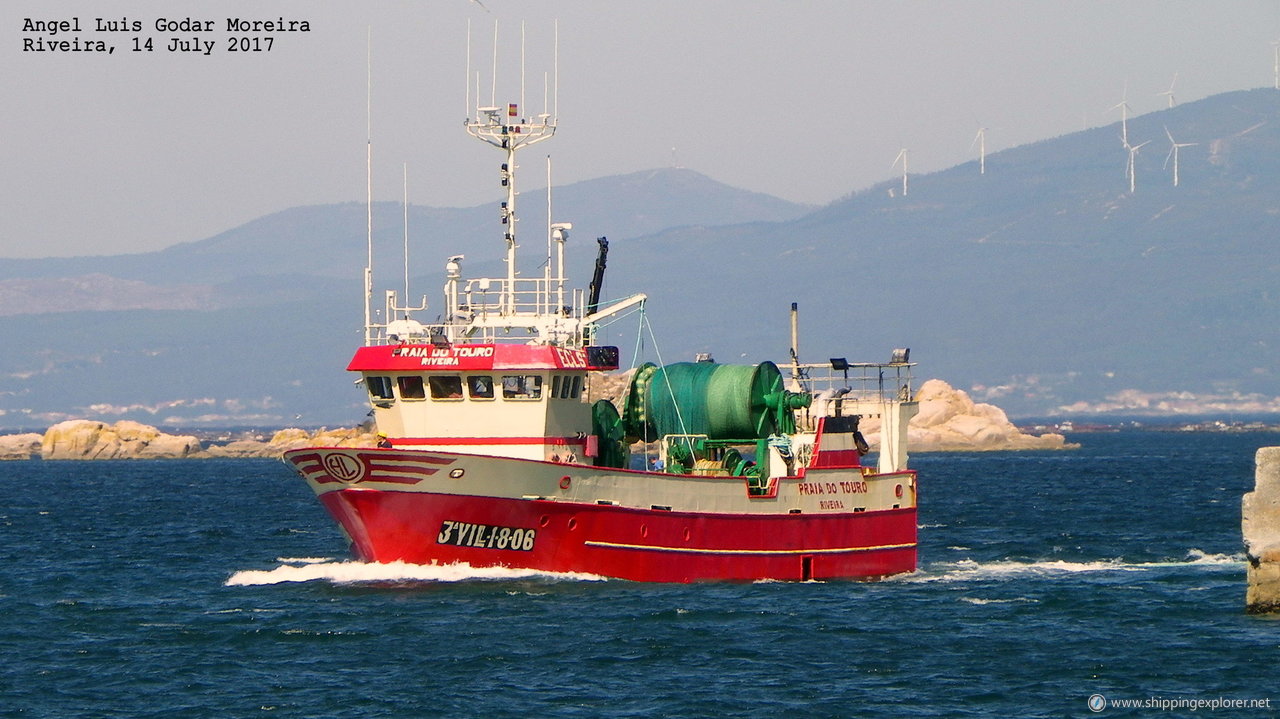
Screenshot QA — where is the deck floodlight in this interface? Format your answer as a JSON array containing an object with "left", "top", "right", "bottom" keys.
[{"left": 830, "top": 357, "right": 849, "bottom": 383}]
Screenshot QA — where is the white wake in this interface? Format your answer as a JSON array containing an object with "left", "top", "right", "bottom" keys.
[
  {"left": 225, "top": 558, "right": 607, "bottom": 587},
  {"left": 901, "top": 549, "right": 1244, "bottom": 584}
]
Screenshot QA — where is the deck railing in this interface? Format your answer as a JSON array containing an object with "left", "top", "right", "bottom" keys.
[
  {"left": 780, "top": 360, "right": 915, "bottom": 430},
  {"left": 366, "top": 278, "right": 589, "bottom": 346},
  {"left": 454, "top": 277, "right": 587, "bottom": 321}
]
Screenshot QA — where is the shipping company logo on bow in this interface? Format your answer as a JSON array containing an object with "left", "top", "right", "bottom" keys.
[{"left": 323, "top": 453, "right": 365, "bottom": 483}]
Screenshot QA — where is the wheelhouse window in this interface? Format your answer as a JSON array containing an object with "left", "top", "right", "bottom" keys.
[
  {"left": 397, "top": 376, "right": 426, "bottom": 400},
  {"left": 552, "top": 374, "right": 583, "bottom": 400},
  {"left": 468, "top": 375, "right": 495, "bottom": 399},
  {"left": 366, "top": 375, "right": 394, "bottom": 400},
  {"left": 501, "top": 374, "right": 543, "bottom": 400},
  {"left": 428, "top": 375, "right": 464, "bottom": 399}
]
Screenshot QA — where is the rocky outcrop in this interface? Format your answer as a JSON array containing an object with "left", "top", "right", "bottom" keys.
[
  {"left": 604, "top": 373, "right": 1072, "bottom": 452},
  {"left": 589, "top": 368, "right": 635, "bottom": 405},
  {"left": 0, "top": 433, "right": 42, "bottom": 460},
  {"left": 862, "top": 379, "right": 1075, "bottom": 452},
  {"left": 202, "top": 426, "right": 377, "bottom": 457},
  {"left": 41, "top": 420, "right": 202, "bottom": 460},
  {"left": 0, "top": 421, "right": 379, "bottom": 460},
  {"left": 1244, "top": 447, "right": 1280, "bottom": 613}
]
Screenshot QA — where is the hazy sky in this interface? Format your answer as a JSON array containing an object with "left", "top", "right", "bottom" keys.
[{"left": 2, "top": 0, "right": 1278, "bottom": 259}]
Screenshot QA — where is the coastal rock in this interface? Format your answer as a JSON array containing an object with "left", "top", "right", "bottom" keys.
[
  {"left": 862, "top": 379, "right": 1075, "bottom": 452},
  {"left": 268, "top": 426, "right": 378, "bottom": 452},
  {"left": 41, "top": 420, "right": 201, "bottom": 460},
  {"left": 589, "top": 368, "right": 635, "bottom": 405},
  {"left": 11, "top": 421, "right": 379, "bottom": 460},
  {"left": 202, "top": 426, "right": 378, "bottom": 458},
  {"left": 1244, "top": 447, "right": 1280, "bottom": 613},
  {"left": 0, "top": 433, "right": 43, "bottom": 460},
  {"left": 200, "top": 439, "right": 277, "bottom": 458}
]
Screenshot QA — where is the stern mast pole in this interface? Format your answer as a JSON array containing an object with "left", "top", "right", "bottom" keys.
[
  {"left": 790, "top": 302, "right": 801, "bottom": 382},
  {"left": 363, "top": 26, "right": 374, "bottom": 345}
]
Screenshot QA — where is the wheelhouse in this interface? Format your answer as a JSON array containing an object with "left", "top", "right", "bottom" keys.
[{"left": 349, "top": 343, "right": 614, "bottom": 462}]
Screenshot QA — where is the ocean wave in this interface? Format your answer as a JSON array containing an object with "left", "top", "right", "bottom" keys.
[
  {"left": 1182, "top": 549, "right": 1245, "bottom": 565},
  {"left": 958, "top": 596, "right": 1038, "bottom": 605},
  {"left": 907, "top": 558, "right": 1144, "bottom": 582},
  {"left": 204, "top": 607, "right": 286, "bottom": 614},
  {"left": 224, "top": 560, "right": 607, "bottom": 587},
  {"left": 902, "top": 550, "right": 1244, "bottom": 583}
]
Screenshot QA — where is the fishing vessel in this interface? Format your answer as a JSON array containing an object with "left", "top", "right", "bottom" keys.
[{"left": 283, "top": 62, "right": 920, "bottom": 582}]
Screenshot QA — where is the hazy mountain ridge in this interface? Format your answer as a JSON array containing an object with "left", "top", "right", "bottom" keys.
[
  {"left": 0, "top": 169, "right": 812, "bottom": 428},
  {"left": 0, "top": 90, "right": 1277, "bottom": 427},
  {"left": 607, "top": 89, "right": 1280, "bottom": 416},
  {"left": 0, "top": 169, "right": 810, "bottom": 282}
]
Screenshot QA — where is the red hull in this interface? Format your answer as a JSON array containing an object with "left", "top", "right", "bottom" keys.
[{"left": 318, "top": 488, "right": 916, "bottom": 582}]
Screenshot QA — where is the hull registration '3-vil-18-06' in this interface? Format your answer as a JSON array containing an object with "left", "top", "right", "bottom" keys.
[{"left": 283, "top": 31, "right": 920, "bottom": 582}]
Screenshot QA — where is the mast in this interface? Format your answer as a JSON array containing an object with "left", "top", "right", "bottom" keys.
[
  {"left": 441, "top": 21, "right": 644, "bottom": 348},
  {"left": 402, "top": 163, "right": 410, "bottom": 316},
  {"left": 545, "top": 155, "right": 553, "bottom": 315},
  {"left": 464, "top": 19, "right": 471, "bottom": 124},
  {"left": 363, "top": 27, "right": 374, "bottom": 345},
  {"left": 790, "top": 302, "right": 801, "bottom": 382},
  {"left": 464, "top": 27, "right": 557, "bottom": 317}
]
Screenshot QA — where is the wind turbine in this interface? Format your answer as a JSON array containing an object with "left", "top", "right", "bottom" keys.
[
  {"left": 1109, "top": 83, "right": 1132, "bottom": 147},
  {"left": 1163, "top": 126, "right": 1197, "bottom": 187},
  {"left": 1158, "top": 73, "right": 1178, "bottom": 108},
  {"left": 1126, "top": 140, "right": 1150, "bottom": 194},
  {"left": 892, "top": 148, "right": 909, "bottom": 196},
  {"left": 971, "top": 127, "right": 988, "bottom": 175},
  {"left": 1273, "top": 39, "right": 1279, "bottom": 90}
]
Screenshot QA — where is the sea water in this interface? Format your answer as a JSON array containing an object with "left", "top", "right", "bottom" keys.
[{"left": 2, "top": 432, "right": 1277, "bottom": 718}]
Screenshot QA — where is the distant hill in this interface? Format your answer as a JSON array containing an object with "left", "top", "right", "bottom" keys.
[
  {"left": 0, "top": 168, "right": 809, "bottom": 283},
  {"left": 0, "top": 168, "right": 810, "bottom": 314},
  {"left": 0, "top": 90, "right": 1277, "bottom": 428},
  {"left": 0, "top": 168, "right": 812, "bottom": 428},
  {"left": 605, "top": 88, "right": 1280, "bottom": 417}
]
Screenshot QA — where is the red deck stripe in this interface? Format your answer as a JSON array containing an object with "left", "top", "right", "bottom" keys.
[{"left": 391, "top": 436, "right": 586, "bottom": 446}]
